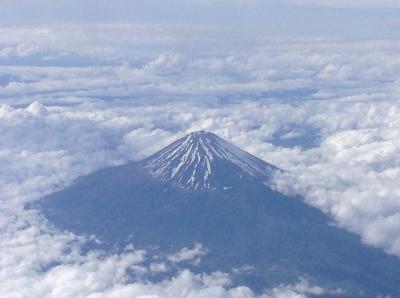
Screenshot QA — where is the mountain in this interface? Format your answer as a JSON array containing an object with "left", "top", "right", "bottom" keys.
[
  {"left": 38, "top": 131, "right": 400, "bottom": 297},
  {"left": 143, "top": 131, "right": 278, "bottom": 191}
]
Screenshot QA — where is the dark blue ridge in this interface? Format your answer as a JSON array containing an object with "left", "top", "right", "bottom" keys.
[{"left": 36, "top": 131, "right": 400, "bottom": 297}]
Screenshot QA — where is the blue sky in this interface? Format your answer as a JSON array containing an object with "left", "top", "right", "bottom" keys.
[{"left": 1, "top": 0, "right": 400, "bottom": 39}]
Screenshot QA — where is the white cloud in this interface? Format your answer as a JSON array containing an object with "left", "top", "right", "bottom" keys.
[
  {"left": 2, "top": 97, "right": 400, "bottom": 296},
  {"left": 167, "top": 243, "right": 208, "bottom": 264},
  {"left": 1, "top": 30, "right": 400, "bottom": 296},
  {"left": 3, "top": 95, "right": 400, "bottom": 260},
  {"left": 0, "top": 99, "right": 339, "bottom": 297},
  {"left": 265, "top": 278, "right": 330, "bottom": 297},
  {"left": 1, "top": 30, "right": 400, "bottom": 109},
  {"left": 149, "top": 262, "right": 168, "bottom": 273}
]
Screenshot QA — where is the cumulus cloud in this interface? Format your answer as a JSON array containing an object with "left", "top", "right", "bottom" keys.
[
  {"left": 167, "top": 243, "right": 208, "bottom": 264},
  {"left": 0, "top": 23, "right": 249, "bottom": 65},
  {"left": 3, "top": 94, "right": 400, "bottom": 259},
  {"left": 2, "top": 25, "right": 400, "bottom": 296},
  {"left": 1, "top": 29, "right": 400, "bottom": 108},
  {"left": 0, "top": 100, "right": 330, "bottom": 297},
  {"left": 3, "top": 98, "right": 400, "bottom": 290}
]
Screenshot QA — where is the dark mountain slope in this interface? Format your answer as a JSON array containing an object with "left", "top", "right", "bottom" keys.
[{"left": 38, "top": 131, "right": 400, "bottom": 297}]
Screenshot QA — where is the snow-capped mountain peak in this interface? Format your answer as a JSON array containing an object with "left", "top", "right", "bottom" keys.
[{"left": 143, "top": 131, "right": 277, "bottom": 190}]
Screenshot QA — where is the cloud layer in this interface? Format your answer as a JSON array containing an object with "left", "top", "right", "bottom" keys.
[
  {"left": 1, "top": 23, "right": 400, "bottom": 296},
  {"left": 2, "top": 95, "right": 400, "bottom": 297},
  {"left": 1, "top": 24, "right": 400, "bottom": 109}
]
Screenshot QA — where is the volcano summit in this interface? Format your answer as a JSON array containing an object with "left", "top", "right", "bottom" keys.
[
  {"left": 143, "top": 131, "right": 278, "bottom": 191},
  {"left": 39, "top": 131, "right": 400, "bottom": 297}
]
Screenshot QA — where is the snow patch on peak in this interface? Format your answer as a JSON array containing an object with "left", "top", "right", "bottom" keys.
[{"left": 143, "top": 131, "right": 278, "bottom": 191}]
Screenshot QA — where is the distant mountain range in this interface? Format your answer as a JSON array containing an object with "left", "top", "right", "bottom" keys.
[{"left": 38, "top": 131, "right": 400, "bottom": 297}]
